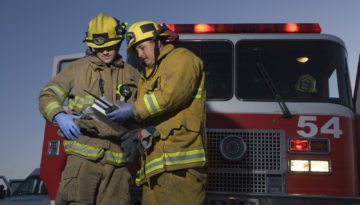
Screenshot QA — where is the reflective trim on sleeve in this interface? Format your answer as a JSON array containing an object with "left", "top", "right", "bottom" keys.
[
  {"left": 68, "top": 95, "right": 94, "bottom": 111},
  {"left": 44, "top": 101, "right": 61, "bottom": 117},
  {"left": 43, "top": 85, "right": 66, "bottom": 101},
  {"left": 195, "top": 88, "right": 203, "bottom": 99},
  {"left": 144, "top": 157, "right": 165, "bottom": 175},
  {"left": 143, "top": 93, "right": 162, "bottom": 115},
  {"left": 164, "top": 149, "right": 206, "bottom": 165},
  {"left": 63, "top": 140, "right": 104, "bottom": 160}
]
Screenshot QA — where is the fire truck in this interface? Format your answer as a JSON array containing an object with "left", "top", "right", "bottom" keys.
[{"left": 40, "top": 23, "right": 360, "bottom": 205}]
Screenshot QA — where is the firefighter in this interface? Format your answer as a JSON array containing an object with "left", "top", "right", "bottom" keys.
[
  {"left": 39, "top": 13, "right": 140, "bottom": 205},
  {"left": 107, "top": 21, "right": 207, "bottom": 205}
]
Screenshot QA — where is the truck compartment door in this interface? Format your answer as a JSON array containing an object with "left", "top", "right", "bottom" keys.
[{"left": 40, "top": 122, "right": 66, "bottom": 200}]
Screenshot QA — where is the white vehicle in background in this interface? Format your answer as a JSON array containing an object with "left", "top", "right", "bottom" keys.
[{"left": 0, "top": 169, "right": 50, "bottom": 205}]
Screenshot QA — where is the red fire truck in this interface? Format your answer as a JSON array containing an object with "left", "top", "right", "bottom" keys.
[{"left": 40, "top": 23, "right": 360, "bottom": 204}]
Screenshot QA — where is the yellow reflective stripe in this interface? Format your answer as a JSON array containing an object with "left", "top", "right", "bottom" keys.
[
  {"left": 63, "top": 140, "right": 104, "bottom": 159},
  {"left": 68, "top": 95, "right": 94, "bottom": 110},
  {"left": 43, "top": 85, "right": 65, "bottom": 101},
  {"left": 150, "top": 93, "right": 162, "bottom": 112},
  {"left": 143, "top": 93, "right": 162, "bottom": 115},
  {"left": 116, "top": 84, "right": 123, "bottom": 96},
  {"left": 195, "top": 88, "right": 203, "bottom": 99},
  {"left": 143, "top": 96, "right": 153, "bottom": 115},
  {"left": 145, "top": 157, "right": 165, "bottom": 175},
  {"left": 144, "top": 149, "right": 206, "bottom": 175},
  {"left": 44, "top": 101, "right": 61, "bottom": 117},
  {"left": 135, "top": 169, "right": 145, "bottom": 184},
  {"left": 83, "top": 95, "right": 95, "bottom": 106},
  {"left": 164, "top": 149, "right": 206, "bottom": 165},
  {"left": 68, "top": 99, "right": 75, "bottom": 110},
  {"left": 105, "top": 150, "right": 125, "bottom": 165}
]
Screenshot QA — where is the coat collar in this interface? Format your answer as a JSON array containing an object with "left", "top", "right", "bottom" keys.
[
  {"left": 158, "top": 44, "right": 175, "bottom": 61},
  {"left": 141, "top": 43, "right": 175, "bottom": 80}
]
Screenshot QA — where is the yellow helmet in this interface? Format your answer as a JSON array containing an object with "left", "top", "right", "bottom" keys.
[
  {"left": 126, "top": 20, "right": 169, "bottom": 52},
  {"left": 84, "top": 13, "right": 127, "bottom": 48}
]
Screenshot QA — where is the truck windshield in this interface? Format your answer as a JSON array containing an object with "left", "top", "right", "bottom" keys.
[
  {"left": 178, "top": 40, "right": 233, "bottom": 100},
  {"left": 236, "top": 40, "right": 352, "bottom": 107}
]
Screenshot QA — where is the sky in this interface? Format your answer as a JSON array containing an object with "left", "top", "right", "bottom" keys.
[{"left": 0, "top": 0, "right": 360, "bottom": 180}]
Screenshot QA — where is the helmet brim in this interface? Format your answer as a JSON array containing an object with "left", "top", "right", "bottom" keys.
[{"left": 86, "top": 39, "right": 121, "bottom": 49}]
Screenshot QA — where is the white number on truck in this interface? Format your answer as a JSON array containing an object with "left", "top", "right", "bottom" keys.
[{"left": 296, "top": 116, "right": 342, "bottom": 138}]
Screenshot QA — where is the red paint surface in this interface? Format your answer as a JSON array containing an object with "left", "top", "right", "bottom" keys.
[{"left": 40, "top": 122, "right": 66, "bottom": 200}]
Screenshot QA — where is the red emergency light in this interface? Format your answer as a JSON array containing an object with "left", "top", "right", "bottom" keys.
[
  {"left": 288, "top": 138, "right": 329, "bottom": 153},
  {"left": 166, "top": 23, "right": 321, "bottom": 34},
  {"left": 289, "top": 139, "right": 309, "bottom": 151},
  {"left": 284, "top": 23, "right": 299, "bottom": 32},
  {"left": 166, "top": 24, "right": 175, "bottom": 32},
  {"left": 194, "top": 24, "right": 215, "bottom": 33}
]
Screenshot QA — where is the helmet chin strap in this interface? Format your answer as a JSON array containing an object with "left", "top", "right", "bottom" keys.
[
  {"left": 143, "top": 40, "right": 159, "bottom": 80},
  {"left": 86, "top": 47, "right": 94, "bottom": 55},
  {"left": 144, "top": 25, "right": 168, "bottom": 79},
  {"left": 153, "top": 40, "right": 160, "bottom": 73}
]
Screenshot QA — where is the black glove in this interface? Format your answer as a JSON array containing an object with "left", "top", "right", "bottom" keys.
[
  {"left": 121, "top": 126, "right": 160, "bottom": 162},
  {"left": 121, "top": 129, "right": 143, "bottom": 163}
]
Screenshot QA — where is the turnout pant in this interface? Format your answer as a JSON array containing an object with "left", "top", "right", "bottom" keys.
[
  {"left": 55, "top": 155, "right": 131, "bottom": 205},
  {"left": 142, "top": 169, "right": 206, "bottom": 205}
]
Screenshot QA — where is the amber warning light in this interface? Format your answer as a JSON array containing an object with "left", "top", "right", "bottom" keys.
[{"left": 166, "top": 23, "right": 321, "bottom": 34}]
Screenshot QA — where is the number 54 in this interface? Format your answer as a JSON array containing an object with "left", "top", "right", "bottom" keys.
[{"left": 296, "top": 116, "right": 343, "bottom": 138}]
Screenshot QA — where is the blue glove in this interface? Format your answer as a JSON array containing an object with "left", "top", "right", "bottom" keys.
[
  {"left": 54, "top": 112, "right": 81, "bottom": 140},
  {"left": 106, "top": 103, "right": 135, "bottom": 124}
]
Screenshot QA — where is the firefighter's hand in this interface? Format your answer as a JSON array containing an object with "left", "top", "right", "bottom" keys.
[
  {"left": 54, "top": 112, "right": 81, "bottom": 140},
  {"left": 106, "top": 103, "right": 135, "bottom": 124}
]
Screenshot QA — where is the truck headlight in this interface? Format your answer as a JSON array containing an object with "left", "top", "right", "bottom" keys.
[
  {"left": 289, "top": 159, "right": 330, "bottom": 174},
  {"left": 289, "top": 160, "right": 309, "bottom": 172},
  {"left": 310, "top": 160, "right": 330, "bottom": 173}
]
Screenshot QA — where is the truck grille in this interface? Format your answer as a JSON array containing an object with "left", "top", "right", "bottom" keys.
[{"left": 206, "top": 129, "right": 284, "bottom": 194}]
